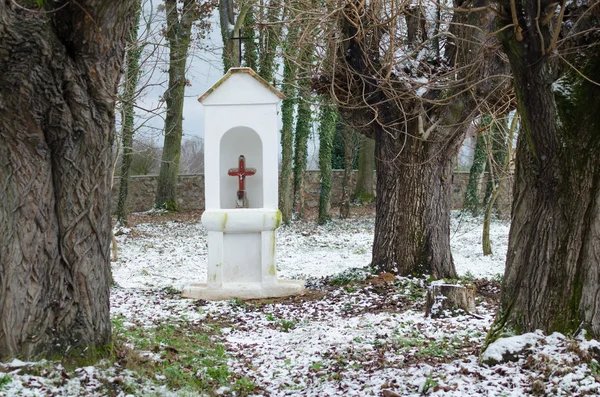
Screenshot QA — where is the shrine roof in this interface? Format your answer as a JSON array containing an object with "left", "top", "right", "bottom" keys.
[{"left": 198, "top": 67, "right": 285, "bottom": 103}]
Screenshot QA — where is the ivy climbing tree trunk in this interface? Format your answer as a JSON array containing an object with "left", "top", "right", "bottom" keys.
[
  {"left": 0, "top": 0, "right": 137, "bottom": 359},
  {"left": 339, "top": 124, "right": 355, "bottom": 219},
  {"left": 242, "top": 5, "right": 258, "bottom": 69},
  {"left": 257, "top": 0, "right": 282, "bottom": 82},
  {"left": 488, "top": 0, "right": 600, "bottom": 340},
  {"left": 482, "top": 116, "right": 509, "bottom": 209},
  {"left": 154, "top": 0, "right": 197, "bottom": 210},
  {"left": 116, "top": 4, "right": 143, "bottom": 226},
  {"left": 463, "top": 123, "right": 488, "bottom": 216},
  {"left": 317, "top": 103, "right": 337, "bottom": 224},
  {"left": 278, "top": 13, "right": 299, "bottom": 224},
  {"left": 220, "top": 0, "right": 251, "bottom": 71},
  {"left": 353, "top": 136, "right": 375, "bottom": 203},
  {"left": 482, "top": 113, "right": 516, "bottom": 255},
  {"left": 293, "top": 84, "right": 311, "bottom": 219}
]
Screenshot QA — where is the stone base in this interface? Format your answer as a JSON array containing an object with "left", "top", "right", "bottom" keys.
[{"left": 181, "top": 280, "right": 304, "bottom": 300}]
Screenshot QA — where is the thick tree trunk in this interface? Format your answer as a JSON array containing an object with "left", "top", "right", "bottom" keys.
[
  {"left": 372, "top": 123, "right": 459, "bottom": 278},
  {"left": 155, "top": 0, "right": 195, "bottom": 211},
  {"left": 313, "top": 0, "right": 506, "bottom": 278},
  {"left": 0, "top": 0, "right": 135, "bottom": 359},
  {"left": 354, "top": 136, "right": 375, "bottom": 202},
  {"left": 116, "top": 6, "right": 143, "bottom": 226},
  {"left": 490, "top": 6, "right": 600, "bottom": 339}
]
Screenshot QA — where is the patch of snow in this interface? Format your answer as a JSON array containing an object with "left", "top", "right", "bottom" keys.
[{"left": 482, "top": 330, "right": 544, "bottom": 363}]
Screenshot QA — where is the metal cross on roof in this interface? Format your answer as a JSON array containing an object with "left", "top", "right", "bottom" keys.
[{"left": 229, "top": 34, "right": 251, "bottom": 66}]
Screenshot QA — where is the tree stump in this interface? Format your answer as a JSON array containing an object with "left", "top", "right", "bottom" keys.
[{"left": 425, "top": 284, "right": 477, "bottom": 318}]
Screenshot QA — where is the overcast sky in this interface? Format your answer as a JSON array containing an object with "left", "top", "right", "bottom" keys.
[{"left": 133, "top": 6, "right": 226, "bottom": 145}]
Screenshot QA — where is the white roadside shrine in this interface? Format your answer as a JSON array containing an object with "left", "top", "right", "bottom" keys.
[{"left": 182, "top": 68, "right": 304, "bottom": 300}]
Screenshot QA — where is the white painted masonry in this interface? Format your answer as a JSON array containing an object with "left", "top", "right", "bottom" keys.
[{"left": 182, "top": 68, "right": 304, "bottom": 300}]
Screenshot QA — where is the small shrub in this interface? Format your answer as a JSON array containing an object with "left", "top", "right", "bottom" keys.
[
  {"left": 0, "top": 374, "right": 11, "bottom": 390},
  {"left": 278, "top": 319, "right": 297, "bottom": 332}
]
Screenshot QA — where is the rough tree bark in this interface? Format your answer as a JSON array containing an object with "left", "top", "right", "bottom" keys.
[
  {"left": 372, "top": 117, "right": 462, "bottom": 277},
  {"left": 488, "top": 0, "right": 600, "bottom": 340},
  {"left": 116, "top": 4, "right": 143, "bottom": 226},
  {"left": 0, "top": 0, "right": 136, "bottom": 359},
  {"left": 154, "top": 0, "right": 197, "bottom": 210}
]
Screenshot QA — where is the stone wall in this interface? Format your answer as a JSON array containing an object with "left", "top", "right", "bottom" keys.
[{"left": 112, "top": 170, "right": 511, "bottom": 214}]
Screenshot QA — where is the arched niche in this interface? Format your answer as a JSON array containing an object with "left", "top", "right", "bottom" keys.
[{"left": 219, "top": 127, "right": 263, "bottom": 209}]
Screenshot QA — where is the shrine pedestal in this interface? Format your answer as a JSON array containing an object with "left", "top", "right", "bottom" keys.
[{"left": 181, "top": 208, "right": 304, "bottom": 300}]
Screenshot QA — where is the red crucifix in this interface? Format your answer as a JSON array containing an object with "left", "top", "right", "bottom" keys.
[{"left": 228, "top": 155, "right": 256, "bottom": 207}]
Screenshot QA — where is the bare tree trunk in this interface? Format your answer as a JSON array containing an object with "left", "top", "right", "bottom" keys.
[
  {"left": 372, "top": 121, "right": 460, "bottom": 278},
  {"left": 353, "top": 136, "right": 375, "bottom": 202},
  {"left": 315, "top": 0, "right": 508, "bottom": 278},
  {"left": 489, "top": 2, "right": 600, "bottom": 339},
  {"left": 116, "top": 5, "right": 143, "bottom": 225},
  {"left": 155, "top": 0, "right": 196, "bottom": 211},
  {"left": 0, "top": 0, "right": 136, "bottom": 359}
]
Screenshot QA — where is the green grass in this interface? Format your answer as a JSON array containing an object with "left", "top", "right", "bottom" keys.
[
  {"left": 422, "top": 372, "right": 439, "bottom": 394},
  {"left": 112, "top": 315, "right": 257, "bottom": 395},
  {"left": 395, "top": 279, "right": 426, "bottom": 302},
  {"left": 328, "top": 267, "right": 371, "bottom": 286},
  {"left": 0, "top": 374, "right": 11, "bottom": 390}
]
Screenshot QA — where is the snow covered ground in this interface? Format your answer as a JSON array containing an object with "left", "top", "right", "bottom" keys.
[
  {"left": 2, "top": 211, "right": 599, "bottom": 397},
  {"left": 110, "top": 211, "right": 509, "bottom": 291}
]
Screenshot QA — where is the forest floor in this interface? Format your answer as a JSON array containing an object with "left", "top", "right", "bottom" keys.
[{"left": 2, "top": 208, "right": 600, "bottom": 396}]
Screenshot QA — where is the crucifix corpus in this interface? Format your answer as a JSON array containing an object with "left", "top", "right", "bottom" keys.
[{"left": 228, "top": 155, "right": 256, "bottom": 208}]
